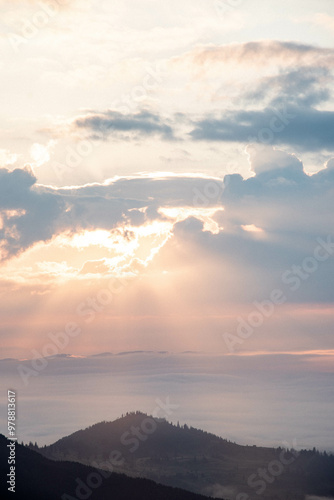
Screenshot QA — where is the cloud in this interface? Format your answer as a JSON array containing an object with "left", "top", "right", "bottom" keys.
[
  {"left": 73, "top": 110, "right": 175, "bottom": 141},
  {"left": 190, "top": 104, "right": 334, "bottom": 151},
  {"left": 308, "top": 12, "right": 334, "bottom": 32},
  {"left": 172, "top": 41, "right": 334, "bottom": 152},
  {"left": 246, "top": 145, "right": 303, "bottom": 175},
  {"left": 40, "top": 40, "right": 334, "bottom": 154},
  {"left": 0, "top": 149, "right": 19, "bottom": 167},
  {"left": 1, "top": 148, "right": 334, "bottom": 305},
  {"left": 30, "top": 141, "right": 56, "bottom": 167},
  {"left": 64, "top": 58, "right": 334, "bottom": 152},
  {"left": 185, "top": 41, "right": 334, "bottom": 68},
  {"left": 0, "top": 166, "right": 134, "bottom": 260},
  {"left": 244, "top": 66, "right": 332, "bottom": 108},
  {"left": 0, "top": 167, "right": 65, "bottom": 260},
  {"left": 0, "top": 168, "right": 223, "bottom": 260},
  {"left": 153, "top": 147, "right": 334, "bottom": 303},
  {"left": 1, "top": 352, "right": 334, "bottom": 449},
  {"left": 79, "top": 259, "right": 111, "bottom": 275}
]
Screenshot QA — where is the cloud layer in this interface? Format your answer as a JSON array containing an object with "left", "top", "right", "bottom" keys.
[
  {"left": 1, "top": 352, "right": 333, "bottom": 450},
  {"left": 1, "top": 147, "right": 334, "bottom": 306}
]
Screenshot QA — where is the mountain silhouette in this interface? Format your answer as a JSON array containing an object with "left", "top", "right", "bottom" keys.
[
  {"left": 38, "top": 411, "right": 334, "bottom": 499},
  {"left": 0, "top": 433, "right": 213, "bottom": 500}
]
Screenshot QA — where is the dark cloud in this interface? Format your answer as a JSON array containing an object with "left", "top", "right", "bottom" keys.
[
  {"left": 73, "top": 110, "right": 175, "bottom": 140},
  {"left": 152, "top": 148, "right": 334, "bottom": 303},
  {"left": 183, "top": 41, "right": 334, "bottom": 152},
  {"left": 65, "top": 42, "right": 334, "bottom": 153},
  {"left": 0, "top": 167, "right": 144, "bottom": 260},
  {"left": 0, "top": 167, "right": 65, "bottom": 260},
  {"left": 245, "top": 67, "right": 331, "bottom": 108},
  {"left": 190, "top": 104, "right": 334, "bottom": 151}
]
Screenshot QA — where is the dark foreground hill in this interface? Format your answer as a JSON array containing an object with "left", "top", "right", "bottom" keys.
[
  {"left": 0, "top": 434, "right": 212, "bottom": 500},
  {"left": 39, "top": 412, "right": 334, "bottom": 500}
]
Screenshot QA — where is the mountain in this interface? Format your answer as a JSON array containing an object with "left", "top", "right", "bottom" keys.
[
  {"left": 0, "top": 433, "right": 212, "bottom": 500},
  {"left": 38, "top": 411, "right": 334, "bottom": 499}
]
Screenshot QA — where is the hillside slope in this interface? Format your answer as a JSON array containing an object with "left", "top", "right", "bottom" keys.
[
  {"left": 0, "top": 433, "right": 213, "bottom": 500},
  {"left": 39, "top": 412, "right": 334, "bottom": 499}
]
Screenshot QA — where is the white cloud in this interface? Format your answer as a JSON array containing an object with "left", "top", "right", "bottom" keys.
[
  {"left": 30, "top": 140, "right": 56, "bottom": 167},
  {"left": 0, "top": 148, "right": 19, "bottom": 167}
]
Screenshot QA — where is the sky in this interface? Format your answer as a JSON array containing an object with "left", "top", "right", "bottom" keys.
[{"left": 0, "top": 0, "right": 334, "bottom": 451}]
